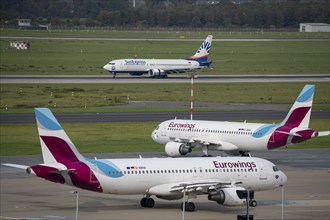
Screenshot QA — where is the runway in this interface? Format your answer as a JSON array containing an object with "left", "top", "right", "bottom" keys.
[
  {"left": 1, "top": 110, "right": 329, "bottom": 124},
  {"left": 1, "top": 74, "right": 329, "bottom": 84},
  {"left": 1, "top": 149, "right": 329, "bottom": 220}
]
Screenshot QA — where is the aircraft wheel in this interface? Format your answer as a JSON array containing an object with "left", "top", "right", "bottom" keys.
[
  {"left": 141, "top": 197, "right": 155, "bottom": 208},
  {"left": 187, "top": 202, "right": 195, "bottom": 212},
  {"left": 146, "top": 198, "right": 155, "bottom": 208},
  {"left": 249, "top": 200, "right": 257, "bottom": 207},
  {"left": 140, "top": 198, "right": 147, "bottom": 207},
  {"left": 180, "top": 202, "right": 195, "bottom": 212}
]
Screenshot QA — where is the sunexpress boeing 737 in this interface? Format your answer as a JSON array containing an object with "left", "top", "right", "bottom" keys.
[
  {"left": 103, "top": 35, "right": 213, "bottom": 78},
  {"left": 152, "top": 85, "right": 330, "bottom": 157},
  {"left": 3, "top": 108, "right": 287, "bottom": 212}
]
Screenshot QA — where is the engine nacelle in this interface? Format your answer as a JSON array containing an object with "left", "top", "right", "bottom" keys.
[
  {"left": 165, "top": 142, "right": 192, "bottom": 157},
  {"left": 148, "top": 69, "right": 167, "bottom": 78},
  {"left": 208, "top": 187, "right": 247, "bottom": 206}
]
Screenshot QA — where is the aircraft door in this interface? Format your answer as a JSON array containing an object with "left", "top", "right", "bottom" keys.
[
  {"left": 193, "top": 167, "right": 198, "bottom": 177},
  {"left": 201, "top": 128, "right": 209, "bottom": 139},
  {"left": 88, "top": 162, "right": 99, "bottom": 183},
  {"left": 194, "top": 167, "right": 203, "bottom": 177},
  {"left": 160, "top": 125, "right": 167, "bottom": 137},
  {"left": 119, "top": 61, "right": 124, "bottom": 70},
  {"left": 258, "top": 161, "right": 267, "bottom": 180}
]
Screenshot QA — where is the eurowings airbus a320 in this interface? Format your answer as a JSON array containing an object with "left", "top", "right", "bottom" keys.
[
  {"left": 103, "top": 35, "right": 213, "bottom": 78},
  {"left": 152, "top": 85, "right": 330, "bottom": 157},
  {"left": 3, "top": 108, "right": 287, "bottom": 212}
]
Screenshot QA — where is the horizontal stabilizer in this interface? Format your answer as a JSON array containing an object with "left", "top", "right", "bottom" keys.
[
  {"left": 275, "top": 130, "right": 302, "bottom": 137},
  {"left": 2, "top": 163, "right": 28, "bottom": 170},
  {"left": 318, "top": 131, "right": 330, "bottom": 136},
  {"left": 50, "top": 168, "right": 76, "bottom": 174}
]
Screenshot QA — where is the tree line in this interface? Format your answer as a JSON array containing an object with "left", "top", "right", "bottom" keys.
[{"left": 1, "top": 0, "right": 329, "bottom": 29}]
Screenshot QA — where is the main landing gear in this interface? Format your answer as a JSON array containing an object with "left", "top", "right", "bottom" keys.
[
  {"left": 140, "top": 196, "right": 197, "bottom": 212},
  {"left": 240, "top": 151, "right": 252, "bottom": 157},
  {"left": 140, "top": 196, "right": 155, "bottom": 208},
  {"left": 202, "top": 145, "right": 212, "bottom": 157},
  {"left": 180, "top": 201, "right": 196, "bottom": 212}
]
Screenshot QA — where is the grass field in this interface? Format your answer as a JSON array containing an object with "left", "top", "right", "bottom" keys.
[
  {"left": 1, "top": 29, "right": 329, "bottom": 156},
  {"left": 0, "top": 29, "right": 329, "bottom": 75},
  {"left": 2, "top": 28, "right": 329, "bottom": 39},
  {"left": 0, "top": 119, "right": 328, "bottom": 156},
  {"left": 1, "top": 82, "right": 329, "bottom": 113}
]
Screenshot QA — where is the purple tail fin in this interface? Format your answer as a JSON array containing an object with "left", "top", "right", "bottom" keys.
[
  {"left": 35, "top": 108, "right": 84, "bottom": 164},
  {"left": 281, "top": 85, "right": 314, "bottom": 128}
]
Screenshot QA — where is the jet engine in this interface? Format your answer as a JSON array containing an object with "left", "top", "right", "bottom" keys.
[
  {"left": 165, "top": 142, "right": 192, "bottom": 157},
  {"left": 148, "top": 69, "right": 167, "bottom": 78},
  {"left": 208, "top": 187, "right": 247, "bottom": 206}
]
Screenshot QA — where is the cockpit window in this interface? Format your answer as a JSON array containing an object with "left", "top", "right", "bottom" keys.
[
  {"left": 108, "top": 62, "right": 116, "bottom": 65},
  {"left": 272, "top": 166, "right": 279, "bottom": 172}
]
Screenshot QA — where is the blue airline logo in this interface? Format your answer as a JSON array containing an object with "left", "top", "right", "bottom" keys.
[{"left": 197, "top": 41, "right": 211, "bottom": 54}]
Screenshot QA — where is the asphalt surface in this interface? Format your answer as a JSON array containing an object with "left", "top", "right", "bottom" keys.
[
  {"left": 1, "top": 110, "right": 329, "bottom": 124},
  {"left": 1, "top": 149, "right": 329, "bottom": 220},
  {"left": 1, "top": 74, "right": 329, "bottom": 84}
]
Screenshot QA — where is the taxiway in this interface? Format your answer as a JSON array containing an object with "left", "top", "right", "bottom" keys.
[{"left": 1, "top": 149, "right": 329, "bottom": 220}]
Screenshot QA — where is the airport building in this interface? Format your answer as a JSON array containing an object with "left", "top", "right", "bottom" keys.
[
  {"left": 299, "top": 23, "right": 330, "bottom": 32},
  {"left": 17, "top": 19, "right": 31, "bottom": 28}
]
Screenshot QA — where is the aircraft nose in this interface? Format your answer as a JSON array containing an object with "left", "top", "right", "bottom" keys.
[
  {"left": 151, "top": 130, "right": 158, "bottom": 141},
  {"left": 278, "top": 171, "right": 287, "bottom": 186},
  {"left": 103, "top": 64, "right": 110, "bottom": 71}
]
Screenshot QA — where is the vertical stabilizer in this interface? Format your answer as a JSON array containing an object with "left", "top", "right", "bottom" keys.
[
  {"left": 188, "top": 35, "right": 213, "bottom": 64},
  {"left": 35, "top": 108, "right": 84, "bottom": 164},
  {"left": 281, "top": 85, "right": 315, "bottom": 128}
]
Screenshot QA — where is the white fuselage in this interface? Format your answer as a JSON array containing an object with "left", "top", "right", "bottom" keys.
[
  {"left": 103, "top": 59, "right": 200, "bottom": 75},
  {"left": 89, "top": 156, "right": 286, "bottom": 195},
  {"left": 152, "top": 119, "right": 283, "bottom": 152}
]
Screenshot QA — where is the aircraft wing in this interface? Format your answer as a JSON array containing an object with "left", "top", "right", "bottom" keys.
[
  {"left": 3, "top": 163, "right": 74, "bottom": 174},
  {"left": 319, "top": 131, "right": 330, "bottom": 136},
  {"left": 148, "top": 179, "right": 241, "bottom": 197},
  {"left": 169, "top": 179, "right": 239, "bottom": 193},
  {"left": 2, "top": 163, "right": 28, "bottom": 170},
  {"left": 163, "top": 68, "right": 197, "bottom": 74},
  {"left": 169, "top": 136, "right": 239, "bottom": 151}
]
